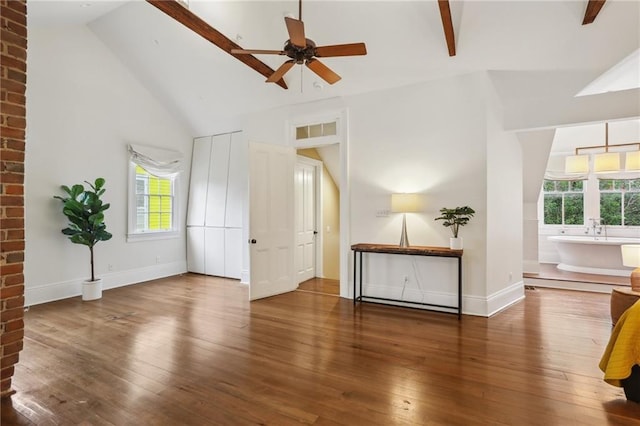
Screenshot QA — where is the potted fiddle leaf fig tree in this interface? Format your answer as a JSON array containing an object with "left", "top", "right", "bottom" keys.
[
  {"left": 54, "top": 178, "right": 112, "bottom": 301},
  {"left": 434, "top": 206, "right": 475, "bottom": 249}
]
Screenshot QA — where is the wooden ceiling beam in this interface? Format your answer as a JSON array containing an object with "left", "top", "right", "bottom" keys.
[
  {"left": 582, "top": 0, "right": 606, "bottom": 25},
  {"left": 437, "top": 0, "right": 456, "bottom": 57},
  {"left": 146, "top": 0, "right": 288, "bottom": 89}
]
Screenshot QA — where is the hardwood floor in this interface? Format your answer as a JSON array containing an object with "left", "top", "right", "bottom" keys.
[
  {"left": 2, "top": 274, "right": 639, "bottom": 425},
  {"left": 297, "top": 277, "right": 340, "bottom": 296}
]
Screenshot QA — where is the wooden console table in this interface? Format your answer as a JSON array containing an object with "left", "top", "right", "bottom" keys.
[{"left": 351, "top": 243, "right": 463, "bottom": 319}]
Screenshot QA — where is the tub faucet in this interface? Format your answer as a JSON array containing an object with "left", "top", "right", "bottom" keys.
[{"left": 588, "top": 218, "right": 602, "bottom": 239}]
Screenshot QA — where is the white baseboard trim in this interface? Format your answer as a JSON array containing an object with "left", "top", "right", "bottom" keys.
[
  {"left": 359, "top": 284, "right": 458, "bottom": 308},
  {"left": 461, "top": 294, "right": 489, "bottom": 317},
  {"left": 240, "top": 269, "right": 250, "bottom": 285},
  {"left": 25, "top": 261, "right": 187, "bottom": 306},
  {"left": 486, "top": 281, "right": 526, "bottom": 317},
  {"left": 460, "top": 281, "right": 525, "bottom": 317},
  {"left": 351, "top": 283, "right": 525, "bottom": 318}
]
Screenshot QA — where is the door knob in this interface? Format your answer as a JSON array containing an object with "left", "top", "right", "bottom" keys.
[{"left": 249, "top": 239, "right": 257, "bottom": 244}]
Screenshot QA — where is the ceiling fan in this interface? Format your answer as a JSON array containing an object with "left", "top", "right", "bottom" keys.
[{"left": 231, "top": 0, "right": 367, "bottom": 86}]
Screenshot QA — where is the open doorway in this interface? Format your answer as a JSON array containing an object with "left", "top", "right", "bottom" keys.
[{"left": 295, "top": 146, "right": 340, "bottom": 296}]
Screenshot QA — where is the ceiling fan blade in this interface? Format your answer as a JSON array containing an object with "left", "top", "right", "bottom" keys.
[
  {"left": 146, "top": 0, "right": 287, "bottom": 89},
  {"left": 267, "top": 60, "right": 296, "bottom": 83},
  {"left": 305, "top": 58, "right": 341, "bottom": 85},
  {"left": 231, "top": 49, "right": 285, "bottom": 55},
  {"left": 285, "top": 17, "right": 306, "bottom": 48},
  {"left": 315, "top": 43, "right": 367, "bottom": 57}
]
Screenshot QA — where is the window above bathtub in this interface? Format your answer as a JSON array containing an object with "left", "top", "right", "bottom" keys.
[
  {"left": 543, "top": 179, "right": 585, "bottom": 226},
  {"left": 599, "top": 178, "right": 640, "bottom": 226}
]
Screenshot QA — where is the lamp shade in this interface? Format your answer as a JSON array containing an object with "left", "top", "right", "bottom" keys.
[
  {"left": 594, "top": 152, "right": 621, "bottom": 173},
  {"left": 625, "top": 151, "right": 640, "bottom": 171},
  {"left": 565, "top": 155, "right": 589, "bottom": 174},
  {"left": 622, "top": 245, "right": 640, "bottom": 268},
  {"left": 391, "top": 193, "right": 420, "bottom": 213}
]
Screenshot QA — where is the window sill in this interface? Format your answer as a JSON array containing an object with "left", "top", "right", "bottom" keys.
[{"left": 127, "top": 230, "right": 180, "bottom": 243}]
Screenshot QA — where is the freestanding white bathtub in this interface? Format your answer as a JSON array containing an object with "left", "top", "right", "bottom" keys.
[{"left": 548, "top": 236, "right": 640, "bottom": 276}]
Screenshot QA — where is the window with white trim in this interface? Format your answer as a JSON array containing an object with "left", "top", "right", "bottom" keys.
[
  {"left": 542, "top": 179, "right": 585, "bottom": 225},
  {"left": 295, "top": 121, "right": 337, "bottom": 140},
  {"left": 134, "top": 165, "right": 174, "bottom": 232},
  {"left": 599, "top": 178, "right": 640, "bottom": 226},
  {"left": 127, "top": 144, "right": 182, "bottom": 241}
]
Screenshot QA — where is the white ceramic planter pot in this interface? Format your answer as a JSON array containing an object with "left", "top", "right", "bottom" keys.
[
  {"left": 82, "top": 278, "right": 103, "bottom": 301},
  {"left": 450, "top": 237, "right": 463, "bottom": 250}
]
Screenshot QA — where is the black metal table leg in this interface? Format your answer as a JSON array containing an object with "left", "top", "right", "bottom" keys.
[
  {"left": 359, "top": 252, "right": 363, "bottom": 305},
  {"left": 353, "top": 250, "right": 357, "bottom": 305},
  {"left": 458, "top": 257, "right": 462, "bottom": 319}
]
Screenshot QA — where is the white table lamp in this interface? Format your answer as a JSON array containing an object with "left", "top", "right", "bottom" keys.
[{"left": 391, "top": 193, "right": 420, "bottom": 248}]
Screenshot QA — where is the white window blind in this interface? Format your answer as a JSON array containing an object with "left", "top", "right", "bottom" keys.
[{"left": 128, "top": 144, "right": 183, "bottom": 178}]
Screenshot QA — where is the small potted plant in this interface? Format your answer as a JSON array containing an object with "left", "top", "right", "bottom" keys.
[
  {"left": 434, "top": 206, "right": 475, "bottom": 249},
  {"left": 54, "top": 178, "right": 112, "bottom": 300}
]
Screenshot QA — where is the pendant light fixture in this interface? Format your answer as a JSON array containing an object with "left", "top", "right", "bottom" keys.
[
  {"left": 626, "top": 151, "right": 640, "bottom": 171},
  {"left": 565, "top": 154, "right": 589, "bottom": 174},
  {"left": 593, "top": 123, "right": 621, "bottom": 173},
  {"left": 565, "top": 122, "right": 640, "bottom": 174}
]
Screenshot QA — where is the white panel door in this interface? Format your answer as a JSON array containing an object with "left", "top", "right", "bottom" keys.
[
  {"left": 204, "top": 227, "right": 225, "bottom": 277},
  {"left": 224, "top": 228, "right": 243, "bottom": 279},
  {"left": 186, "top": 227, "right": 205, "bottom": 274},
  {"left": 295, "top": 161, "right": 316, "bottom": 284},
  {"left": 205, "top": 134, "right": 231, "bottom": 227},
  {"left": 225, "top": 132, "right": 247, "bottom": 228},
  {"left": 249, "top": 142, "right": 296, "bottom": 300},
  {"left": 186, "top": 137, "right": 212, "bottom": 227}
]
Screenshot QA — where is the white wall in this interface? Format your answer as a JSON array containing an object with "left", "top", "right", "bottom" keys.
[
  {"left": 485, "top": 75, "right": 525, "bottom": 314},
  {"left": 346, "top": 74, "right": 490, "bottom": 312},
  {"left": 518, "top": 129, "right": 555, "bottom": 273},
  {"left": 25, "top": 26, "right": 193, "bottom": 305}
]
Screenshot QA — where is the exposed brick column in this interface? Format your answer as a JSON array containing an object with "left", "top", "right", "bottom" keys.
[{"left": 1, "top": 0, "right": 27, "bottom": 398}]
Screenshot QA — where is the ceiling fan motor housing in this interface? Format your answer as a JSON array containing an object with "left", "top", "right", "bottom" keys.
[{"left": 284, "top": 39, "right": 317, "bottom": 64}]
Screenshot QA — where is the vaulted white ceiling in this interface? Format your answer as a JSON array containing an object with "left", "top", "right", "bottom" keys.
[{"left": 28, "top": 1, "right": 640, "bottom": 136}]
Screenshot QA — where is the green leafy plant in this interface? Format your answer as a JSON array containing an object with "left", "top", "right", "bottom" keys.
[
  {"left": 54, "top": 178, "right": 112, "bottom": 282},
  {"left": 434, "top": 206, "right": 475, "bottom": 238}
]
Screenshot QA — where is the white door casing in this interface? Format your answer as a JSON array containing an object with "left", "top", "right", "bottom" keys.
[
  {"left": 295, "top": 157, "right": 319, "bottom": 283},
  {"left": 249, "top": 142, "right": 296, "bottom": 300},
  {"left": 288, "top": 109, "right": 349, "bottom": 298}
]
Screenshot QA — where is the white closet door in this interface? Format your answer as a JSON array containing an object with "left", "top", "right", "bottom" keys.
[
  {"left": 186, "top": 227, "right": 205, "bottom": 274},
  {"left": 225, "top": 132, "right": 247, "bottom": 228},
  {"left": 205, "top": 134, "right": 231, "bottom": 227},
  {"left": 186, "top": 137, "right": 212, "bottom": 227},
  {"left": 224, "top": 228, "right": 242, "bottom": 279},
  {"left": 204, "top": 227, "right": 225, "bottom": 276}
]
